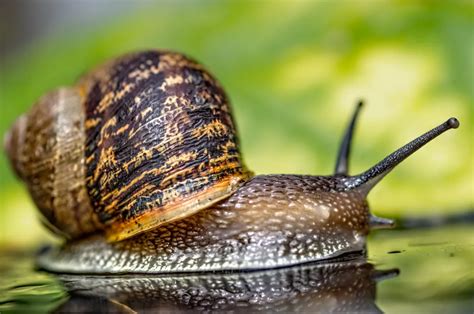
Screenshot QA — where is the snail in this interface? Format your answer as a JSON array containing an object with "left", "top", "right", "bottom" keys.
[{"left": 4, "top": 50, "right": 459, "bottom": 274}]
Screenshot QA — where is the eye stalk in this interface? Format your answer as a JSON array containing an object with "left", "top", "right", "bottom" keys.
[
  {"left": 343, "top": 116, "right": 460, "bottom": 194},
  {"left": 334, "top": 100, "right": 364, "bottom": 176}
]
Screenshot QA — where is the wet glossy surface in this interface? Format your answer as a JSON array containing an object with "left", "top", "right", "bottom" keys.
[
  {"left": 1, "top": 225, "right": 473, "bottom": 313},
  {"left": 38, "top": 175, "right": 370, "bottom": 274}
]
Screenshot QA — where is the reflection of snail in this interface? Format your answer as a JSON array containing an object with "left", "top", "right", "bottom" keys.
[
  {"left": 55, "top": 258, "right": 398, "bottom": 313},
  {"left": 4, "top": 50, "right": 459, "bottom": 273}
]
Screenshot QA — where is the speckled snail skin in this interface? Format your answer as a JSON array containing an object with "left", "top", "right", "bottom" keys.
[{"left": 4, "top": 50, "right": 459, "bottom": 274}]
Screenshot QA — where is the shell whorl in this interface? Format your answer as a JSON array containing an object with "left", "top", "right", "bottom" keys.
[
  {"left": 81, "top": 51, "right": 251, "bottom": 241},
  {"left": 6, "top": 50, "right": 252, "bottom": 241},
  {"left": 4, "top": 88, "right": 101, "bottom": 238}
]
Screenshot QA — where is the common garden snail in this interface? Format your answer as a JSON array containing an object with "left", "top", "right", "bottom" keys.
[{"left": 4, "top": 50, "right": 459, "bottom": 274}]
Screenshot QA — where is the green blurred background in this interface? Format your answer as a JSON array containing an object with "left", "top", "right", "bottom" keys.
[{"left": 0, "top": 0, "right": 472, "bottom": 248}]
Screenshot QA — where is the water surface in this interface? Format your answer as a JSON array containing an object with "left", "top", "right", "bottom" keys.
[{"left": 0, "top": 225, "right": 472, "bottom": 313}]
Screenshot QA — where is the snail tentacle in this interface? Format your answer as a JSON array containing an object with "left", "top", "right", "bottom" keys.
[
  {"left": 344, "top": 118, "right": 460, "bottom": 194},
  {"left": 369, "top": 215, "right": 395, "bottom": 230},
  {"left": 334, "top": 100, "right": 364, "bottom": 176}
]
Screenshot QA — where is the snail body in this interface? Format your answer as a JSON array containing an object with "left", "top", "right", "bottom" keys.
[
  {"left": 5, "top": 50, "right": 459, "bottom": 274},
  {"left": 38, "top": 175, "right": 369, "bottom": 273}
]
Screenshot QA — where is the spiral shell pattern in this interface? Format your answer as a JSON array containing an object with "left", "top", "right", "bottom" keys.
[{"left": 5, "top": 50, "right": 252, "bottom": 241}]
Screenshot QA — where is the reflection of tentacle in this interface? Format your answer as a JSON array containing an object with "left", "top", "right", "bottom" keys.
[
  {"left": 399, "top": 211, "right": 474, "bottom": 229},
  {"left": 55, "top": 258, "right": 398, "bottom": 313},
  {"left": 372, "top": 268, "right": 400, "bottom": 282}
]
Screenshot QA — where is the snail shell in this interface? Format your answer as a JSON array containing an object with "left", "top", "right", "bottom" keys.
[{"left": 5, "top": 51, "right": 251, "bottom": 241}]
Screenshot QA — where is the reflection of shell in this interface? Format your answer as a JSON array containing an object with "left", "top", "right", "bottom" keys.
[
  {"left": 5, "top": 50, "right": 251, "bottom": 241},
  {"left": 56, "top": 259, "right": 398, "bottom": 313}
]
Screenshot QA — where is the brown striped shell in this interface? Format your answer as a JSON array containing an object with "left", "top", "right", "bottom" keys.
[{"left": 5, "top": 50, "right": 252, "bottom": 241}]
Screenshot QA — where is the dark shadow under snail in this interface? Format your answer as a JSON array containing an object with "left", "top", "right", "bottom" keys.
[{"left": 4, "top": 50, "right": 459, "bottom": 274}]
